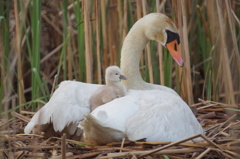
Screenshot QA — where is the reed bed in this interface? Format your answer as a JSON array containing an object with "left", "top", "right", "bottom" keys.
[
  {"left": 1, "top": 0, "right": 240, "bottom": 113},
  {"left": 1, "top": 100, "right": 240, "bottom": 158}
]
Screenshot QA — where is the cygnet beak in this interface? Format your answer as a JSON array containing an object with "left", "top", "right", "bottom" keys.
[{"left": 119, "top": 75, "right": 127, "bottom": 80}]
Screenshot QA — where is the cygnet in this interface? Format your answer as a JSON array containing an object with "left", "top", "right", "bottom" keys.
[{"left": 90, "top": 66, "right": 127, "bottom": 111}]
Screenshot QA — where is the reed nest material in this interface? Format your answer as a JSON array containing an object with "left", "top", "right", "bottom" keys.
[{"left": 1, "top": 100, "right": 240, "bottom": 159}]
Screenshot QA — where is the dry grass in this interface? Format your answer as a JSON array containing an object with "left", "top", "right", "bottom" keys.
[{"left": 1, "top": 100, "right": 239, "bottom": 158}]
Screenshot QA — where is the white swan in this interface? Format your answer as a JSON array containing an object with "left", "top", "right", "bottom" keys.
[
  {"left": 25, "top": 13, "right": 203, "bottom": 141},
  {"left": 82, "top": 89, "right": 203, "bottom": 145},
  {"left": 80, "top": 13, "right": 204, "bottom": 144},
  {"left": 90, "top": 66, "right": 127, "bottom": 111}
]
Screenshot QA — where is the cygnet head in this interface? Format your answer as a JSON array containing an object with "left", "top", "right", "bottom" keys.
[
  {"left": 139, "top": 13, "right": 183, "bottom": 66},
  {"left": 105, "top": 66, "right": 127, "bottom": 83}
]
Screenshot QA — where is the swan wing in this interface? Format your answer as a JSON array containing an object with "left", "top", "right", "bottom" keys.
[
  {"left": 125, "top": 90, "right": 204, "bottom": 142},
  {"left": 91, "top": 90, "right": 140, "bottom": 132},
  {"left": 24, "top": 81, "right": 101, "bottom": 134},
  {"left": 90, "top": 90, "right": 203, "bottom": 142}
]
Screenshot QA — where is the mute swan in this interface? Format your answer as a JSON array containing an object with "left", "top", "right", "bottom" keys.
[
  {"left": 25, "top": 13, "right": 203, "bottom": 140},
  {"left": 81, "top": 89, "right": 203, "bottom": 145},
  {"left": 80, "top": 13, "right": 204, "bottom": 144},
  {"left": 90, "top": 66, "right": 127, "bottom": 111}
]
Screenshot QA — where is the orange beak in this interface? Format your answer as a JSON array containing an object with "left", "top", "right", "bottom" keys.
[{"left": 166, "top": 39, "right": 184, "bottom": 67}]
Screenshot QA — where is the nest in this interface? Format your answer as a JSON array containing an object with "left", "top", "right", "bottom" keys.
[{"left": 1, "top": 99, "right": 240, "bottom": 159}]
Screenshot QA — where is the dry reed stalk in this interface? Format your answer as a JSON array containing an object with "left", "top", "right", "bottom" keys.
[
  {"left": 172, "top": 0, "right": 187, "bottom": 101},
  {"left": 61, "top": 133, "right": 66, "bottom": 159},
  {"left": 83, "top": 0, "right": 92, "bottom": 83},
  {"left": 117, "top": 0, "right": 123, "bottom": 42},
  {"left": 107, "top": 1, "right": 118, "bottom": 66},
  {"left": 119, "top": 138, "right": 125, "bottom": 152},
  {"left": 136, "top": 0, "right": 142, "bottom": 19},
  {"left": 113, "top": 1, "right": 120, "bottom": 65},
  {"left": 216, "top": 0, "right": 235, "bottom": 105},
  {"left": 203, "top": 100, "right": 238, "bottom": 108},
  {"left": 11, "top": 112, "right": 30, "bottom": 123},
  {"left": 206, "top": 0, "right": 222, "bottom": 102},
  {"left": 107, "top": 18, "right": 113, "bottom": 66},
  {"left": 197, "top": 112, "right": 216, "bottom": 120},
  {"left": 101, "top": 0, "right": 108, "bottom": 71},
  {"left": 95, "top": 0, "right": 102, "bottom": 84},
  {"left": 142, "top": 0, "right": 154, "bottom": 84},
  {"left": 225, "top": 0, "right": 240, "bottom": 76},
  {"left": 55, "top": 1, "right": 62, "bottom": 64},
  {"left": 122, "top": 0, "right": 128, "bottom": 42},
  {"left": 41, "top": 13, "right": 63, "bottom": 36},
  {"left": 70, "top": 30, "right": 78, "bottom": 78},
  {"left": 102, "top": 148, "right": 203, "bottom": 158},
  {"left": 208, "top": 114, "right": 237, "bottom": 137},
  {"left": 195, "top": 147, "right": 212, "bottom": 159},
  {"left": 67, "top": 18, "right": 73, "bottom": 80},
  {"left": 58, "top": 1, "right": 78, "bottom": 16},
  {"left": 67, "top": 152, "right": 101, "bottom": 159},
  {"left": 116, "top": 1, "right": 124, "bottom": 67},
  {"left": 50, "top": 75, "right": 58, "bottom": 97},
  {"left": 156, "top": 0, "right": 165, "bottom": 85},
  {"left": 140, "top": 134, "right": 223, "bottom": 157},
  {"left": 41, "top": 44, "right": 64, "bottom": 64},
  {"left": 180, "top": 0, "right": 194, "bottom": 105},
  {"left": 196, "top": 6, "right": 210, "bottom": 42},
  {"left": 135, "top": 141, "right": 208, "bottom": 148},
  {"left": 231, "top": 9, "right": 240, "bottom": 27},
  {"left": 136, "top": 0, "right": 145, "bottom": 70},
  {"left": 13, "top": 0, "right": 25, "bottom": 108},
  {"left": 158, "top": 0, "right": 167, "bottom": 12}
]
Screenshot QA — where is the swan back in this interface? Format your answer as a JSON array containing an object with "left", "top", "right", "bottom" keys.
[{"left": 89, "top": 90, "right": 204, "bottom": 143}]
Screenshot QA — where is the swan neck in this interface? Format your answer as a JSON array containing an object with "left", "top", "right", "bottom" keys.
[{"left": 120, "top": 26, "right": 148, "bottom": 89}]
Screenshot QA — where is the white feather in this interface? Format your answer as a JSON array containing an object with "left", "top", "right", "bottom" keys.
[
  {"left": 90, "top": 90, "right": 204, "bottom": 142},
  {"left": 24, "top": 121, "right": 35, "bottom": 134},
  {"left": 24, "top": 81, "right": 101, "bottom": 134}
]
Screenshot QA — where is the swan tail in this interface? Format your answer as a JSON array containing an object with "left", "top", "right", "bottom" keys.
[
  {"left": 80, "top": 114, "right": 126, "bottom": 145},
  {"left": 24, "top": 121, "right": 36, "bottom": 134},
  {"left": 24, "top": 109, "right": 46, "bottom": 134}
]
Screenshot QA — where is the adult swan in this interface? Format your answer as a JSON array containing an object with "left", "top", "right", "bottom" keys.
[
  {"left": 81, "top": 13, "right": 204, "bottom": 144},
  {"left": 25, "top": 13, "right": 204, "bottom": 141}
]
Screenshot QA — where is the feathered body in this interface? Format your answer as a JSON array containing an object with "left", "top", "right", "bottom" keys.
[
  {"left": 90, "top": 66, "right": 127, "bottom": 111},
  {"left": 82, "top": 90, "right": 203, "bottom": 145},
  {"left": 25, "top": 13, "right": 204, "bottom": 143}
]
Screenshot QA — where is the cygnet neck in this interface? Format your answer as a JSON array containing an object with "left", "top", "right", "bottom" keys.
[{"left": 106, "top": 80, "right": 120, "bottom": 87}]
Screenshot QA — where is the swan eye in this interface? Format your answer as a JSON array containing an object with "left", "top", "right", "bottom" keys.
[
  {"left": 115, "top": 73, "right": 118, "bottom": 75},
  {"left": 174, "top": 43, "right": 177, "bottom": 51}
]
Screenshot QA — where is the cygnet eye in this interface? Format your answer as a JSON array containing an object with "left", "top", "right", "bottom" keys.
[{"left": 115, "top": 73, "right": 118, "bottom": 75}]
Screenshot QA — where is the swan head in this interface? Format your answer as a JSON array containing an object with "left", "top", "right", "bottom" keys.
[
  {"left": 105, "top": 66, "right": 127, "bottom": 83},
  {"left": 141, "top": 13, "right": 184, "bottom": 67}
]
